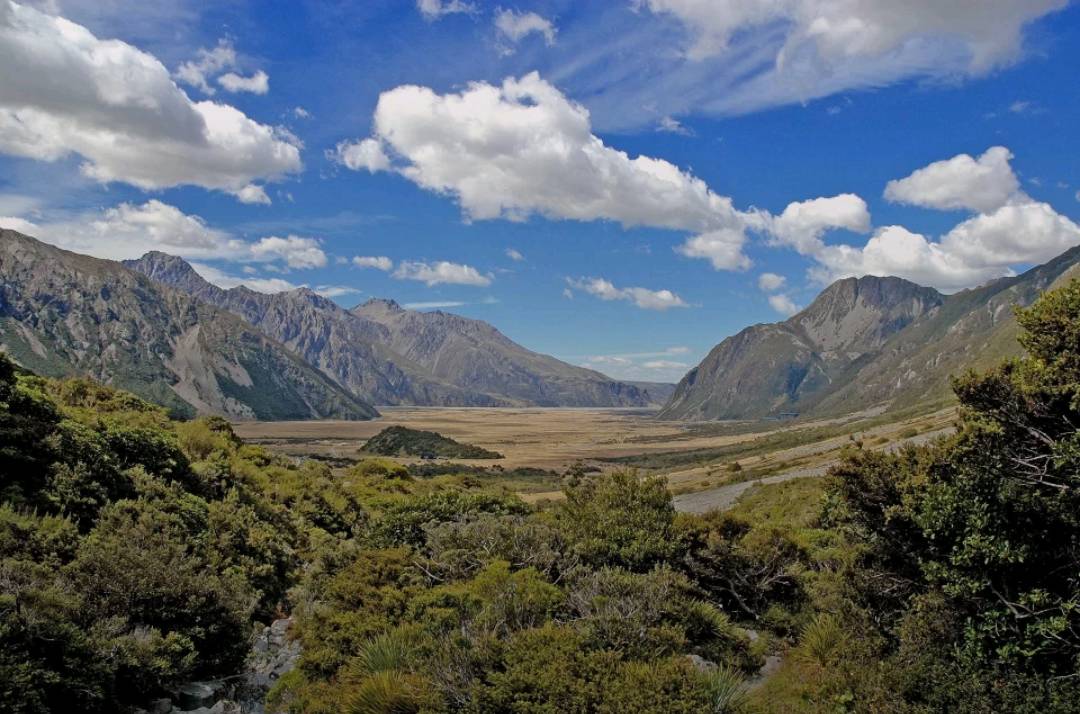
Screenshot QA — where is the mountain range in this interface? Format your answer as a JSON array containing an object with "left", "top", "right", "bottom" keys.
[
  {"left": 660, "top": 246, "right": 1080, "bottom": 421},
  {"left": 0, "top": 230, "right": 665, "bottom": 419},
  {"left": 0, "top": 230, "right": 377, "bottom": 421},
  {"left": 4, "top": 227, "right": 1077, "bottom": 424}
]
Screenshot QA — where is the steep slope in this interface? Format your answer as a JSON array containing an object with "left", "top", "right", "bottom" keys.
[
  {"left": 0, "top": 230, "right": 378, "bottom": 421},
  {"left": 814, "top": 246, "right": 1080, "bottom": 415},
  {"left": 658, "top": 276, "right": 945, "bottom": 420},
  {"left": 129, "top": 252, "right": 656, "bottom": 408},
  {"left": 126, "top": 252, "right": 503, "bottom": 407},
  {"left": 661, "top": 249, "right": 1080, "bottom": 421},
  {"left": 352, "top": 298, "right": 655, "bottom": 407}
]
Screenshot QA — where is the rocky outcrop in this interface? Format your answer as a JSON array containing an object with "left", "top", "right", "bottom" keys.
[{"left": 0, "top": 231, "right": 377, "bottom": 420}]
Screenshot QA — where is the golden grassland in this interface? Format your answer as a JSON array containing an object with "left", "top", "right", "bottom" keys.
[{"left": 234, "top": 405, "right": 956, "bottom": 503}]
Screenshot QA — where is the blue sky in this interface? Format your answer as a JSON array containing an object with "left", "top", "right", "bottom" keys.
[{"left": 2, "top": 0, "right": 1080, "bottom": 382}]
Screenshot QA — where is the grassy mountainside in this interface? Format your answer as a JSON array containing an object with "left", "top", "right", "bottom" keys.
[
  {"left": 0, "top": 230, "right": 377, "bottom": 420},
  {"left": 661, "top": 247, "right": 1080, "bottom": 421}
]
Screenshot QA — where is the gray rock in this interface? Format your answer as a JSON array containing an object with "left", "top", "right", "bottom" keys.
[
  {"left": 176, "top": 682, "right": 218, "bottom": 710},
  {"left": 148, "top": 698, "right": 173, "bottom": 714}
]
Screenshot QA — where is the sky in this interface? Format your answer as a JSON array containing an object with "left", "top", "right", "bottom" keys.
[{"left": 2, "top": 0, "right": 1080, "bottom": 384}]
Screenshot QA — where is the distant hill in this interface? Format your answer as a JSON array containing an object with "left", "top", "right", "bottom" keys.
[
  {"left": 128, "top": 252, "right": 657, "bottom": 408},
  {"left": 660, "top": 246, "right": 1080, "bottom": 421},
  {"left": 0, "top": 230, "right": 378, "bottom": 420},
  {"left": 363, "top": 425, "right": 503, "bottom": 459}
]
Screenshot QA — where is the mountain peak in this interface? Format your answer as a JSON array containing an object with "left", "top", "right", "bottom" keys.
[{"left": 124, "top": 251, "right": 211, "bottom": 292}]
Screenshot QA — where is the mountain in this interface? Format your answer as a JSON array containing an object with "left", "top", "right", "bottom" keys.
[
  {"left": 0, "top": 230, "right": 378, "bottom": 421},
  {"left": 352, "top": 298, "right": 662, "bottom": 408},
  {"left": 659, "top": 276, "right": 944, "bottom": 420},
  {"left": 660, "top": 248, "right": 1080, "bottom": 421},
  {"left": 127, "top": 252, "right": 657, "bottom": 408}
]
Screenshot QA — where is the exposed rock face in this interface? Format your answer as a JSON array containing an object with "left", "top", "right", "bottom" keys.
[
  {"left": 0, "top": 230, "right": 378, "bottom": 420},
  {"left": 129, "top": 252, "right": 659, "bottom": 408},
  {"left": 659, "top": 276, "right": 943, "bottom": 420},
  {"left": 353, "top": 298, "right": 659, "bottom": 407},
  {"left": 660, "top": 249, "right": 1080, "bottom": 421}
]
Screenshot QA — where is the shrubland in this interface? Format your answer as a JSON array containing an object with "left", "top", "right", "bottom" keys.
[{"left": 5, "top": 279, "right": 1080, "bottom": 712}]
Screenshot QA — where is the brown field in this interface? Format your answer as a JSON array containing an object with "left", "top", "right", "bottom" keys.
[{"left": 234, "top": 405, "right": 956, "bottom": 503}]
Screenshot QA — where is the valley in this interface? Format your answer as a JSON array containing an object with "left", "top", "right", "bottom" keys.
[{"left": 234, "top": 404, "right": 955, "bottom": 501}]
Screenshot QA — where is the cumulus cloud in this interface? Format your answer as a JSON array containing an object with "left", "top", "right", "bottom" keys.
[
  {"left": 0, "top": 3, "right": 300, "bottom": 197},
  {"left": 333, "top": 138, "right": 391, "bottom": 173},
  {"left": 800, "top": 200, "right": 1080, "bottom": 292},
  {"left": 494, "top": 9, "right": 556, "bottom": 48},
  {"left": 249, "top": 235, "right": 327, "bottom": 269},
  {"left": 768, "top": 293, "right": 800, "bottom": 317},
  {"left": 335, "top": 72, "right": 756, "bottom": 269},
  {"left": 757, "top": 272, "right": 786, "bottom": 291},
  {"left": 353, "top": 255, "right": 394, "bottom": 271},
  {"left": 0, "top": 200, "right": 330, "bottom": 271},
  {"left": 234, "top": 184, "right": 272, "bottom": 205},
  {"left": 567, "top": 277, "right": 688, "bottom": 311},
  {"left": 753, "top": 147, "right": 1080, "bottom": 292},
  {"left": 188, "top": 262, "right": 357, "bottom": 297},
  {"left": 175, "top": 39, "right": 236, "bottom": 95},
  {"left": 393, "top": 260, "right": 493, "bottom": 287},
  {"left": 576, "top": 346, "right": 692, "bottom": 381},
  {"left": 505, "top": 248, "right": 524, "bottom": 262},
  {"left": 417, "top": 0, "right": 474, "bottom": 21},
  {"left": 218, "top": 70, "right": 269, "bottom": 95},
  {"left": 884, "top": 146, "right": 1020, "bottom": 213},
  {"left": 765, "top": 194, "right": 871, "bottom": 255}
]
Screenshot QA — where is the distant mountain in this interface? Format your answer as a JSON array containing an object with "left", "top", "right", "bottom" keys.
[
  {"left": 353, "top": 298, "right": 660, "bottom": 408},
  {"left": 0, "top": 230, "right": 378, "bottom": 420},
  {"left": 661, "top": 248, "right": 1080, "bottom": 421},
  {"left": 127, "top": 252, "right": 656, "bottom": 408}
]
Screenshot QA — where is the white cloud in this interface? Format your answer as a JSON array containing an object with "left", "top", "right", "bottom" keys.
[
  {"left": 353, "top": 255, "right": 394, "bottom": 271},
  {"left": 233, "top": 184, "right": 272, "bottom": 205},
  {"left": 808, "top": 201, "right": 1080, "bottom": 292},
  {"left": 293, "top": 106, "right": 311, "bottom": 119},
  {"left": 337, "top": 72, "right": 755, "bottom": 269},
  {"left": 393, "top": 260, "right": 493, "bottom": 287},
  {"left": 0, "top": 200, "right": 333, "bottom": 272},
  {"left": 249, "top": 235, "right": 327, "bottom": 269},
  {"left": 175, "top": 39, "right": 236, "bottom": 95},
  {"left": 765, "top": 194, "right": 871, "bottom": 255},
  {"left": 567, "top": 277, "right": 688, "bottom": 311},
  {"left": 656, "top": 116, "right": 693, "bottom": 136},
  {"left": 575, "top": 346, "right": 693, "bottom": 382},
  {"left": 640, "top": 0, "right": 1065, "bottom": 70},
  {"left": 0, "top": 3, "right": 300, "bottom": 197},
  {"left": 417, "top": 0, "right": 474, "bottom": 21},
  {"left": 505, "top": 248, "right": 524, "bottom": 262},
  {"left": 494, "top": 9, "right": 556, "bottom": 48},
  {"left": 190, "top": 262, "right": 301, "bottom": 293},
  {"left": 757, "top": 272, "right": 786, "bottom": 292},
  {"left": 884, "top": 146, "right": 1020, "bottom": 213},
  {"left": 332, "top": 138, "right": 391, "bottom": 173},
  {"left": 768, "top": 293, "right": 800, "bottom": 317},
  {"left": 676, "top": 228, "right": 753, "bottom": 270},
  {"left": 313, "top": 285, "right": 361, "bottom": 298},
  {"left": 218, "top": 70, "right": 269, "bottom": 95}
]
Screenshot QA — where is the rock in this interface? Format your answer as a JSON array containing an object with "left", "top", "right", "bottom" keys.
[
  {"left": 685, "top": 653, "right": 717, "bottom": 672},
  {"left": 176, "top": 682, "right": 219, "bottom": 710},
  {"left": 148, "top": 698, "right": 174, "bottom": 714}
]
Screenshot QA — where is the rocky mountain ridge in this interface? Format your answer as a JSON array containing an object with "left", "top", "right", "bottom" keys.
[
  {"left": 0, "top": 230, "right": 378, "bottom": 420},
  {"left": 660, "top": 247, "right": 1080, "bottom": 421}
]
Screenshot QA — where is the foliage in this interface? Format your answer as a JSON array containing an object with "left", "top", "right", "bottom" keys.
[{"left": 363, "top": 426, "right": 503, "bottom": 460}]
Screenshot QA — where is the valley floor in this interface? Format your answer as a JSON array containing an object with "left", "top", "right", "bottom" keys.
[{"left": 234, "top": 404, "right": 956, "bottom": 504}]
